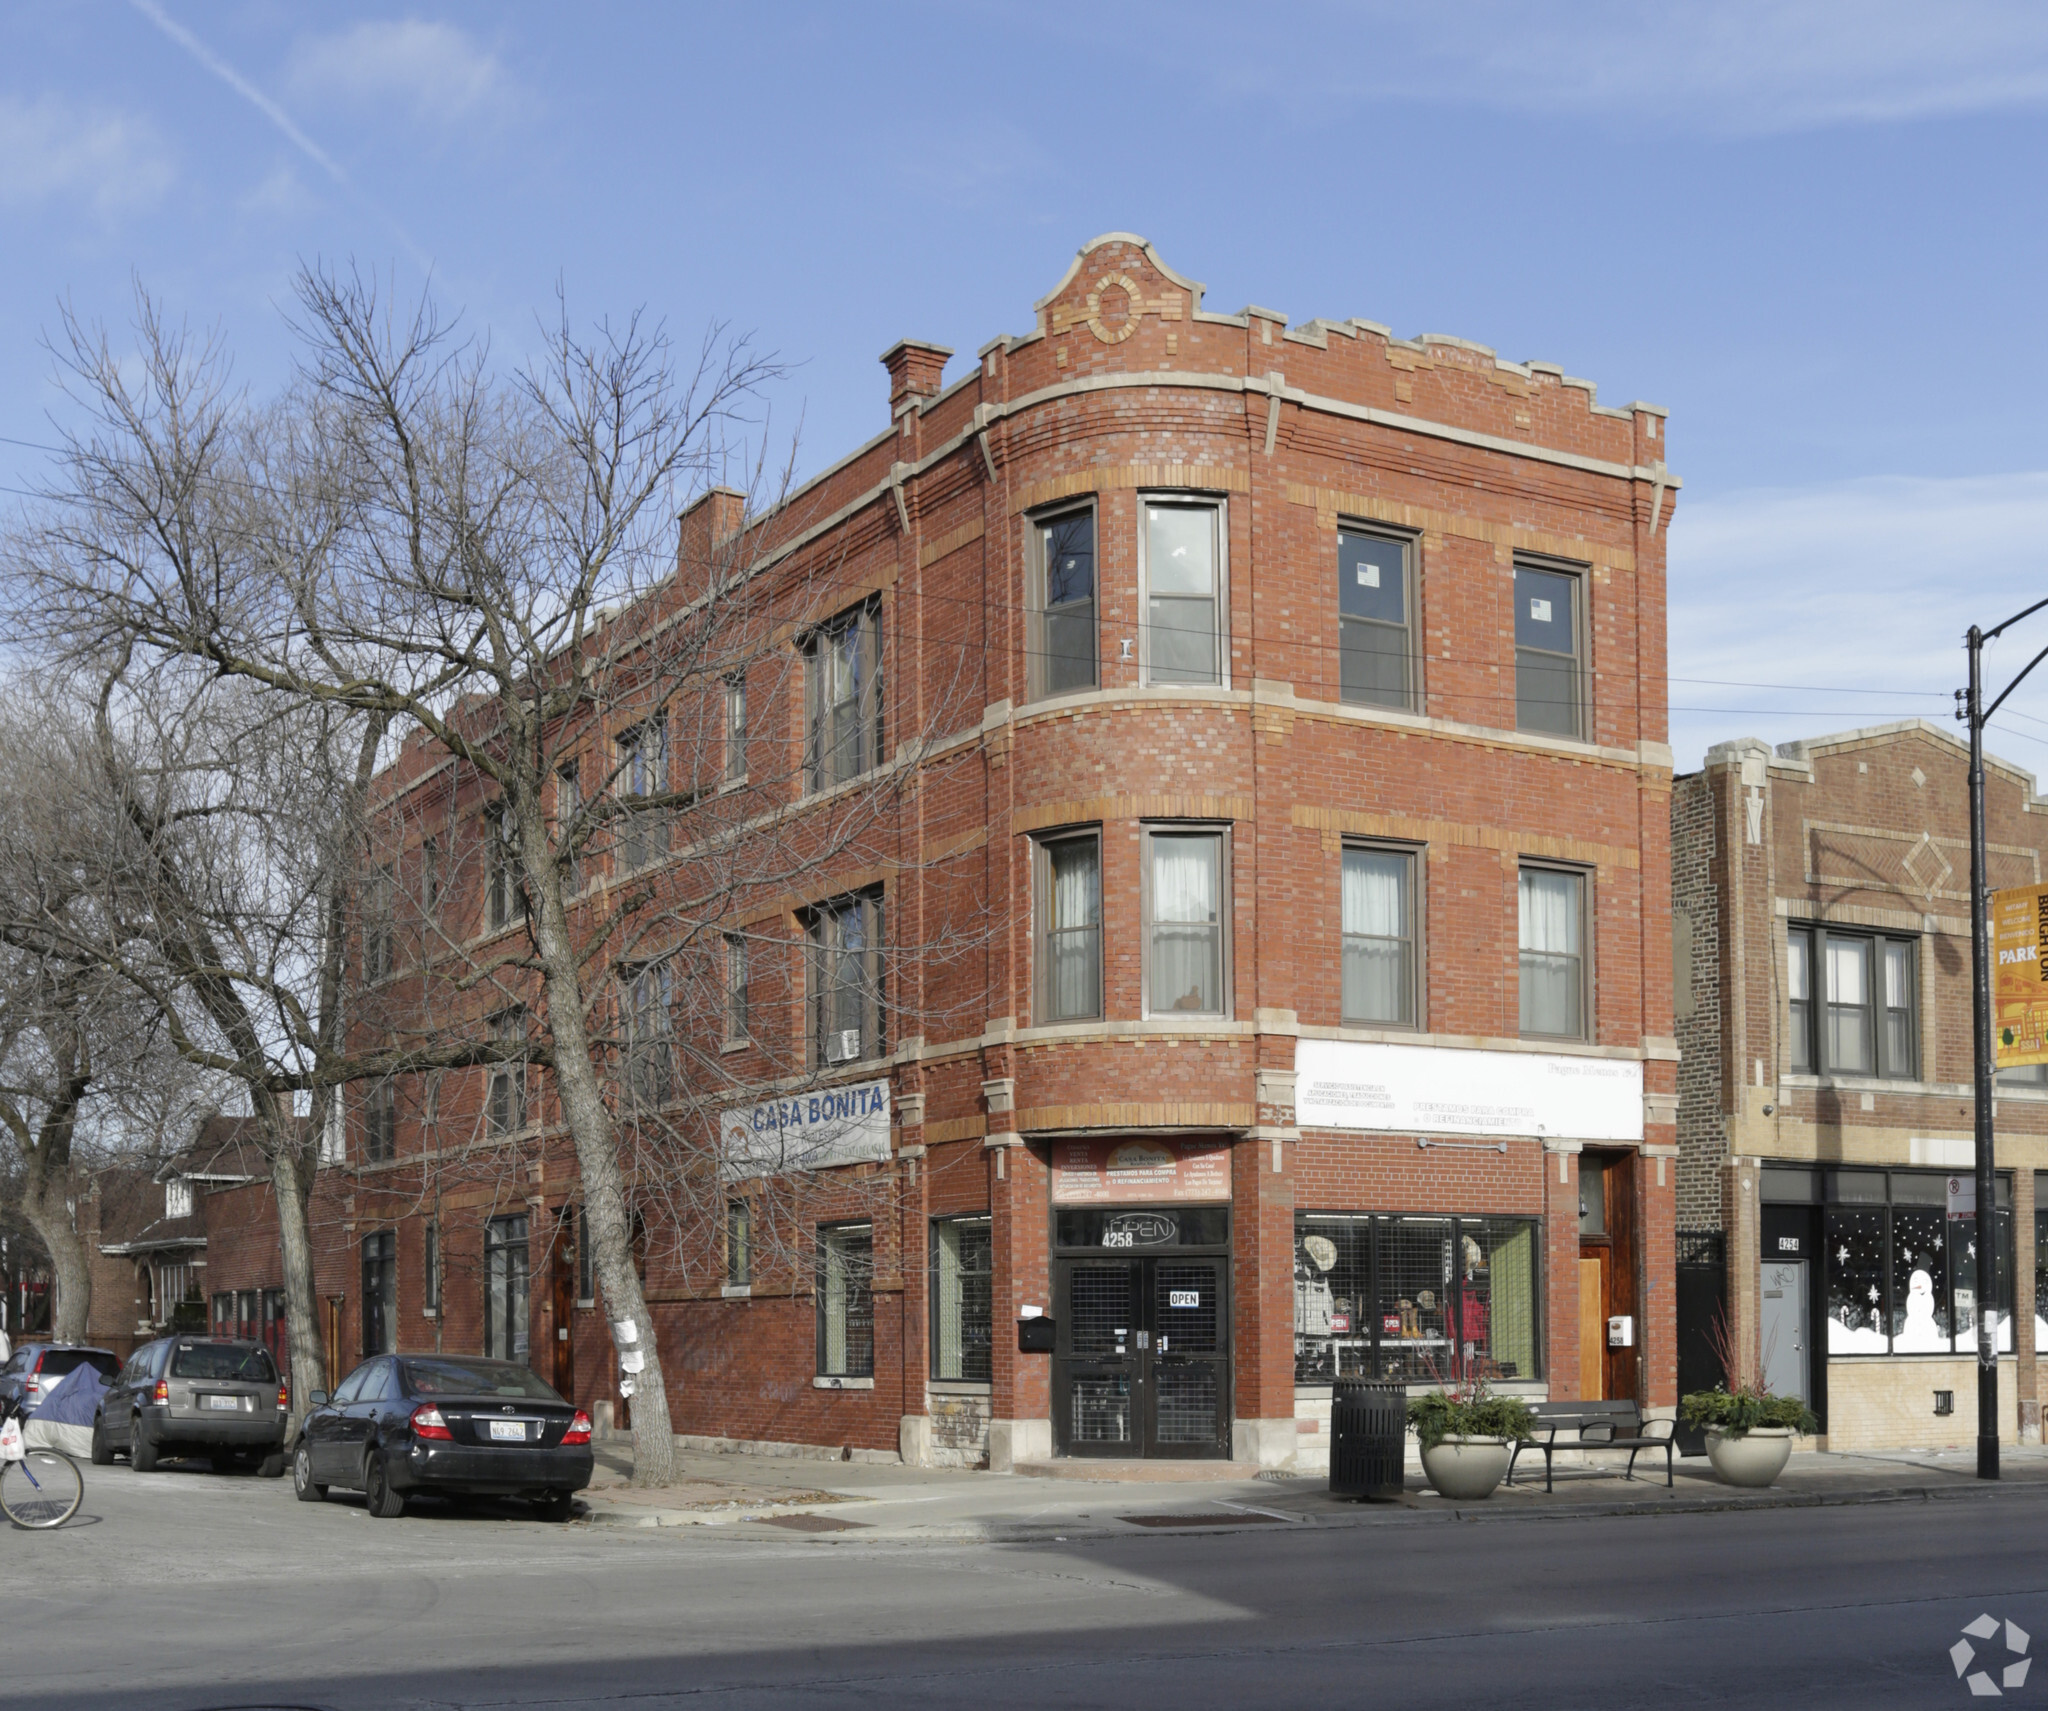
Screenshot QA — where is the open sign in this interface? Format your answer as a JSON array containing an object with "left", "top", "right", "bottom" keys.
[{"left": 1168, "top": 1289, "right": 1200, "bottom": 1308}]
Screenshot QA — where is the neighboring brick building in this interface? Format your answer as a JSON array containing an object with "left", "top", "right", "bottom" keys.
[
  {"left": 326, "top": 234, "right": 1681, "bottom": 1469},
  {"left": 1675, "top": 720, "right": 2048, "bottom": 1452}
]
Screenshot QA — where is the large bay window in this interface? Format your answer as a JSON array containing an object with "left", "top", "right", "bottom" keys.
[{"left": 1787, "top": 924, "right": 1917, "bottom": 1079}]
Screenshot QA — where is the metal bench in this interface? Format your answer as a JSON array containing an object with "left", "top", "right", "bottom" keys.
[{"left": 1506, "top": 1401, "right": 1675, "bottom": 1493}]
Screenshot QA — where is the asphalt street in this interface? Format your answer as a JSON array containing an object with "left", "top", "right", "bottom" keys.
[{"left": 6, "top": 1456, "right": 2045, "bottom": 1710}]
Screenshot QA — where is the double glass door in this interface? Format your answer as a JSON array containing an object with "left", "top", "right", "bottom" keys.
[{"left": 1054, "top": 1255, "right": 1230, "bottom": 1458}]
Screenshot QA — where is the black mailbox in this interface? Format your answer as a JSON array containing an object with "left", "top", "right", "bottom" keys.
[{"left": 1017, "top": 1316, "right": 1055, "bottom": 1353}]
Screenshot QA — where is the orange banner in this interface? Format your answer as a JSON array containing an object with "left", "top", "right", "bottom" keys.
[
  {"left": 1049, "top": 1137, "right": 1232, "bottom": 1205},
  {"left": 1992, "top": 881, "right": 2048, "bottom": 1068}
]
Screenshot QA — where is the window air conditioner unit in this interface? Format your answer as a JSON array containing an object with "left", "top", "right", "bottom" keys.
[{"left": 827, "top": 1028, "right": 861, "bottom": 1064}]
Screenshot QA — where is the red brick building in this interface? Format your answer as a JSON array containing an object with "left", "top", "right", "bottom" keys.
[{"left": 325, "top": 235, "right": 1680, "bottom": 1469}]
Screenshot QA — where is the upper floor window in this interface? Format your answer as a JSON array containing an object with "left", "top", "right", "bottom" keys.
[
  {"left": 805, "top": 601, "right": 883, "bottom": 792},
  {"left": 617, "top": 720, "right": 668, "bottom": 872},
  {"left": 1514, "top": 563, "right": 1584, "bottom": 739},
  {"left": 1342, "top": 845, "right": 1416, "bottom": 1027},
  {"left": 1788, "top": 924, "right": 1916, "bottom": 1079},
  {"left": 1029, "top": 505, "right": 1097, "bottom": 698},
  {"left": 362, "top": 865, "right": 395, "bottom": 983},
  {"left": 1144, "top": 500, "right": 1224, "bottom": 686},
  {"left": 724, "top": 675, "right": 748, "bottom": 782},
  {"left": 164, "top": 1178, "right": 193, "bottom": 1220},
  {"left": 808, "top": 890, "right": 884, "bottom": 1065},
  {"left": 726, "top": 1200, "right": 751, "bottom": 1289},
  {"left": 624, "top": 959, "right": 674, "bottom": 1107},
  {"left": 485, "top": 810, "right": 521, "bottom": 933},
  {"left": 1145, "top": 827, "right": 1227, "bottom": 1016},
  {"left": 556, "top": 763, "right": 583, "bottom": 893},
  {"left": 419, "top": 837, "right": 441, "bottom": 925},
  {"left": 1037, "top": 831, "right": 1102, "bottom": 1023},
  {"left": 1338, "top": 529, "right": 1415, "bottom": 711},
  {"left": 1519, "top": 866, "right": 1587, "bottom": 1039},
  {"left": 723, "top": 933, "right": 750, "bottom": 1045},
  {"left": 488, "top": 1007, "right": 527, "bottom": 1134},
  {"left": 364, "top": 1078, "right": 396, "bottom": 1163}
]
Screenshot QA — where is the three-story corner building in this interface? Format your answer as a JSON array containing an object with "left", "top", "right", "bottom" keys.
[
  {"left": 1676, "top": 723, "right": 2048, "bottom": 1453},
  {"left": 325, "top": 235, "right": 1682, "bottom": 1470}
]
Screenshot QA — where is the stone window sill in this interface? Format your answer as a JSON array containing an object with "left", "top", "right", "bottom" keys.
[
  {"left": 928, "top": 1378, "right": 992, "bottom": 1396},
  {"left": 814, "top": 1375, "right": 875, "bottom": 1391},
  {"left": 720, "top": 1284, "right": 752, "bottom": 1299}
]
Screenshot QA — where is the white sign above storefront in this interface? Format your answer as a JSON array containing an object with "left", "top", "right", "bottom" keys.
[
  {"left": 1295, "top": 1039, "right": 1642, "bottom": 1142},
  {"left": 720, "top": 1078, "right": 891, "bottom": 1179}
]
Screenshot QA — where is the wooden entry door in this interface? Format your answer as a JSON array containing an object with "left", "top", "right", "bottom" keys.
[
  {"left": 1577, "top": 1149, "right": 1638, "bottom": 1402},
  {"left": 551, "top": 1213, "right": 577, "bottom": 1397},
  {"left": 1578, "top": 1253, "right": 1610, "bottom": 1401}
]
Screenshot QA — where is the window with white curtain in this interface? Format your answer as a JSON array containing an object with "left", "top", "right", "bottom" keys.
[
  {"left": 1038, "top": 832, "right": 1102, "bottom": 1022},
  {"left": 1146, "top": 829, "right": 1226, "bottom": 1016},
  {"left": 1144, "top": 501, "right": 1224, "bottom": 686},
  {"left": 1342, "top": 846, "right": 1416, "bottom": 1026},
  {"left": 1786, "top": 923, "right": 1916, "bottom": 1079},
  {"left": 1518, "top": 866, "right": 1586, "bottom": 1039}
]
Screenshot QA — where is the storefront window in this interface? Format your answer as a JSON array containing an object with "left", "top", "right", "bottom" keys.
[
  {"left": 1823, "top": 1172, "right": 2011, "bottom": 1355},
  {"left": 930, "top": 1216, "right": 992, "bottom": 1382},
  {"left": 1294, "top": 1212, "right": 1541, "bottom": 1385}
]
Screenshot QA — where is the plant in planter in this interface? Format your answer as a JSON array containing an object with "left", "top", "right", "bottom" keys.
[
  {"left": 1408, "top": 1379, "right": 1537, "bottom": 1501},
  {"left": 1681, "top": 1308, "right": 1819, "bottom": 1489}
]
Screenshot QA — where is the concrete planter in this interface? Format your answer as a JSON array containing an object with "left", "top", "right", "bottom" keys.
[
  {"left": 1704, "top": 1425, "right": 1794, "bottom": 1488},
  {"left": 1419, "top": 1434, "right": 1513, "bottom": 1500}
]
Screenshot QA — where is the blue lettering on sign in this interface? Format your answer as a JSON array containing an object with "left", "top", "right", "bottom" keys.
[{"left": 744, "top": 1083, "right": 883, "bottom": 1134}]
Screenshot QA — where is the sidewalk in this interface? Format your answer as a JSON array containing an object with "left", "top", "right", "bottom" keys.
[{"left": 575, "top": 1439, "right": 2048, "bottom": 1542}]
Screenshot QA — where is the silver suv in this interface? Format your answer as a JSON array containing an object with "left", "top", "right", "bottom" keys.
[{"left": 94, "top": 1337, "right": 288, "bottom": 1476}]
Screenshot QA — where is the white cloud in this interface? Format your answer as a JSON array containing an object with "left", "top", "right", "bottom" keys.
[
  {"left": 0, "top": 94, "right": 174, "bottom": 217},
  {"left": 1667, "top": 472, "right": 2048, "bottom": 772},
  {"left": 1234, "top": 1, "right": 2048, "bottom": 133},
  {"left": 287, "top": 19, "right": 512, "bottom": 124}
]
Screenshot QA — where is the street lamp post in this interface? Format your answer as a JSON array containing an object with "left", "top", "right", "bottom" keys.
[{"left": 1959, "top": 598, "right": 2048, "bottom": 1481}]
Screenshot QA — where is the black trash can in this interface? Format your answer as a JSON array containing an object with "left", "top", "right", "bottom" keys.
[{"left": 1328, "top": 1377, "right": 1407, "bottom": 1499}]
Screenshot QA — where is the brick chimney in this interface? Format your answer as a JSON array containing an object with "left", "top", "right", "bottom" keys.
[
  {"left": 881, "top": 339, "right": 953, "bottom": 417},
  {"left": 675, "top": 486, "right": 749, "bottom": 602}
]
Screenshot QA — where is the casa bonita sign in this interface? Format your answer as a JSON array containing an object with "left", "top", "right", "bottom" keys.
[{"left": 720, "top": 1078, "right": 891, "bottom": 1179}]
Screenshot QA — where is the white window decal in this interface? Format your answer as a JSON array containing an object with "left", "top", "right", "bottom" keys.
[{"left": 1530, "top": 598, "right": 1552, "bottom": 622}]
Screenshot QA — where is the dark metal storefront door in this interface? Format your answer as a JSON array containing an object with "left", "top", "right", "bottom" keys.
[{"left": 1053, "top": 1255, "right": 1230, "bottom": 1458}]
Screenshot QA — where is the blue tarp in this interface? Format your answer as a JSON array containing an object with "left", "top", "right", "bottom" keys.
[{"left": 27, "top": 1362, "right": 106, "bottom": 1426}]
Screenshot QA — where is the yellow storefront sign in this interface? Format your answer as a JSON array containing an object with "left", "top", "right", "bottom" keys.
[{"left": 1992, "top": 881, "right": 2048, "bottom": 1068}]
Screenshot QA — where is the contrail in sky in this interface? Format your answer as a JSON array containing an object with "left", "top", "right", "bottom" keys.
[{"left": 128, "top": 0, "right": 433, "bottom": 273}]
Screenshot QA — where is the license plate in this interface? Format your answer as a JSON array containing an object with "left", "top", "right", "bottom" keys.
[
  {"left": 488, "top": 1420, "right": 526, "bottom": 1442},
  {"left": 205, "top": 1395, "right": 240, "bottom": 1411}
]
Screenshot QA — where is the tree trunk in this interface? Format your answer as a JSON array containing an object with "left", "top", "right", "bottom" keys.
[
  {"left": 18, "top": 1165, "right": 91, "bottom": 1345},
  {"left": 270, "top": 1122, "right": 329, "bottom": 1431}
]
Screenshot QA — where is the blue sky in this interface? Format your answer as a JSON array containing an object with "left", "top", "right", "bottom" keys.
[{"left": 5, "top": 0, "right": 2048, "bottom": 770}]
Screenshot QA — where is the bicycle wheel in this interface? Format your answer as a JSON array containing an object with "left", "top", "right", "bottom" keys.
[{"left": 0, "top": 1450, "right": 85, "bottom": 1529}]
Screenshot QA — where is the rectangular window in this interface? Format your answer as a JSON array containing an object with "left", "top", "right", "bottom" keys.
[
  {"left": 1030, "top": 506, "right": 1097, "bottom": 698},
  {"left": 1294, "top": 1213, "right": 1542, "bottom": 1385},
  {"left": 1145, "top": 828, "right": 1226, "bottom": 1016},
  {"left": 808, "top": 890, "right": 884, "bottom": 1066},
  {"left": 931, "top": 1215, "right": 993, "bottom": 1382},
  {"left": 1787, "top": 927, "right": 1814, "bottom": 1073},
  {"left": 486, "top": 810, "right": 520, "bottom": 932},
  {"left": 557, "top": 763, "right": 583, "bottom": 893},
  {"left": 1341, "top": 845, "right": 1416, "bottom": 1026},
  {"left": 419, "top": 837, "right": 441, "bottom": 924},
  {"left": 423, "top": 1219, "right": 440, "bottom": 1315},
  {"left": 1513, "top": 563, "right": 1584, "bottom": 739},
  {"left": 724, "top": 934, "right": 750, "bottom": 1044},
  {"left": 361, "top": 1231, "right": 397, "bottom": 1358},
  {"left": 1338, "top": 529, "right": 1414, "bottom": 710},
  {"left": 816, "top": 1224, "right": 874, "bottom": 1379},
  {"left": 1144, "top": 500, "right": 1223, "bottom": 686},
  {"left": 488, "top": 1009, "right": 526, "bottom": 1135},
  {"left": 617, "top": 720, "right": 668, "bottom": 872},
  {"left": 724, "top": 675, "right": 748, "bottom": 781},
  {"left": 726, "top": 1201, "right": 751, "bottom": 1289},
  {"left": 625, "top": 960, "right": 673, "bottom": 1108},
  {"left": 483, "top": 1213, "right": 530, "bottom": 1361},
  {"left": 1038, "top": 832, "right": 1102, "bottom": 1023},
  {"left": 364, "top": 1079, "right": 396, "bottom": 1164},
  {"left": 165, "top": 1178, "right": 193, "bottom": 1220},
  {"left": 1826, "top": 1171, "right": 2014, "bottom": 1355},
  {"left": 805, "top": 601, "right": 883, "bottom": 792},
  {"left": 1518, "top": 866, "right": 1587, "bottom": 1039},
  {"left": 1791, "top": 925, "right": 1917, "bottom": 1079},
  {"left": 363, "top": 865, "right": 395, "bottom": 983}
]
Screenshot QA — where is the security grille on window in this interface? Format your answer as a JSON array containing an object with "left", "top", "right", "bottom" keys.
[
  {"left": 724, "top": 933, "right": 749, "bottom": 1044},
  {"left": 1294, "top": 1212, "right": 1542, "bottom": 1384},
  {"left": 1145, "top": 501, "right": 1223, "bottom": 685},
  {"left": 1513, "top": 563, "right": 1584, "bottom": 738},
  {"left": 364, "top": 1079, "right": 397, "bottom": 1163},
  {"left": 804, "top": 602, "right": 883, "bottom": 792},
  {"left": 485, "top": 810, "right": 521, "bottom": 932},
  {"left": 1519, "top": 866, "right": 1587, "bottom": 1039},
  {"left": 361, "top": 1230, "right": 397, "bottom": 1358},
  {"left": 363, "top": 865, "right": 395, "bottom": 983},
  {"left": 484, "top": 1213, "right": 530, "bottom": 1360},
  {"left": 1342, "top": 845, "right": 1416, "bottom": 1026},
  {"left": 1146, "top": 828, "right": 1226, "bottom": 1015},
  {"left": 808, "top": 891, "right": 884, "bottom": 1066},
  {"left": 617, "top": 719, "right": 669, "bottom": 872},
  {"left": 726, "top": 1201, "right": 751, "bottom": 1289},
  {"left": 625, "top": 959, "right": 674, "bottom": 1107},
  {"left": 1338, "top": 530, "right": 1414, "bottom": 710},
  {"left": 1787, "top": 924, "right": 1917, "bottom": 1078},
  {"left": 1039, "top": 831, "right": 1102, "bottom": 1022},
  {"left": 488, "top": 1009, "right": 527, "bottom": 1134},
  {"left": 724, "top": 675, "right": 748, "bottom": 781},
  {"left": 1031, "top": 506, "right": 1097, "bottom": 697},
  {"left": 931, "top": 1215, "right": 992, "bottom": 1382},
  {"left": 816, "top": 1224, "right": 874, "bottom": 1379}
]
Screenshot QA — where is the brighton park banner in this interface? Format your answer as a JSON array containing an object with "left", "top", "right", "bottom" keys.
[{"left": 1993, "top": 881, "right": 2048, "bottom": 1070}]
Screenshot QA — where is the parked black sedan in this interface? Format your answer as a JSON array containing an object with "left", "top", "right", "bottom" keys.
[{"left": 291, "top": 1354, "right": 593, "bottom": 1520}]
